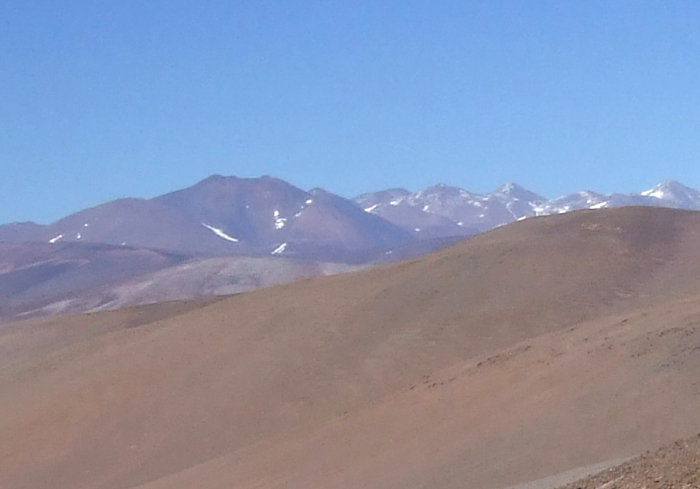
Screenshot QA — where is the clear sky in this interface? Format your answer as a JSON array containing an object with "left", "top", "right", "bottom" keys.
[{"left": 2, "top": 1, "right": 700, "bottom": 224}]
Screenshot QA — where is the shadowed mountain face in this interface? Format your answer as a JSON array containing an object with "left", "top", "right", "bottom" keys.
[
  {"left": 41, "top": 198, "right": 253, "bottom": 255},
  {"left": 153, "top": 175, "right": 313, "bottom": 247},
  {"left": 0, "top": 221, "right": 45, "bottom": 243},
  {"left": 0, "top": 242, "right": 365, "bottom": 322},
  {"left": 0, "top": 242, "right": 190, "bottom": 319},
  {"left": 2, "top": 207, "right": 700, "bottom": 489},
  {"left": 155, "top": 176, "right": 412, "bottom": 261},
  {"left": 154, "top": 176, "right": 414, "bottom": 259},
  {"left": 1, "top": 176, "right": 415, "bottom": 262}
]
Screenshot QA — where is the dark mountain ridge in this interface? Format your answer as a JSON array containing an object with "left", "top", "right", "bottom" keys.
[{"left": 2, "top": 175, "right": 416, "bottom": 262}]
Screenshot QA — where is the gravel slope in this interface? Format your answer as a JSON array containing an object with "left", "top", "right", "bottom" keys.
[{"left": 560, "top": 434, "right": 700, "bottom": 489}]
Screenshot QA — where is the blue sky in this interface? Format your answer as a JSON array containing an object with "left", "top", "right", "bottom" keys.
[{"left": 2, "top": 1, "right": 700, "bottom": 224}]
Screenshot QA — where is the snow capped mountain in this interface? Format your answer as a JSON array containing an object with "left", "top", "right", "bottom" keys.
[
  {"left": 486, "top": 182, "right": 547, "bottom": 223},
  {"left": 538, "top": 180, "right": 700, "bottom": 215},
  {"left": 354, "top": 189, "right": 412, "bottom": 213},
  {"left": 532, "top": 191, "right": 609, "bottom": 215},
  {"left": 408, "top": 184, "right": 484, "bottom": 220},
  {"left": 4, "top": 175, "right": 700, "bottom": 264},
  {"left": 355, "top": 183, "right": 547, "bottom": 233},
  {"left": 354, "top": 186, "right": 477, "bottom": 239},
  {"left": 492, "top": 182, "right": 546, "bottom": 204},
  {"left": 355, "top": 180, "right": 700, "bottom": 237},
  {"left": 639, "top": 180, "right": 700, "bottom": 209}
]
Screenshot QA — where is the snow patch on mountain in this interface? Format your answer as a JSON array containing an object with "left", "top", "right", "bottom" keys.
[
  {"left": 272, "top": 210, "right": 288, "bottom": 229},
  {"left": 201, "top": 223, "right": 239, "bottom": 243},
  {"left": 639, "top": 181, "right": 700, "bottom": 209},
  {"left": 271, "top": 243, "right": 287, "bottom": 255},
  {"left": 641, "top": 188, "right": 666, "bottom": 199}
]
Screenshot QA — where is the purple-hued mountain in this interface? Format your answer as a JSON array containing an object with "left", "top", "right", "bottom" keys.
[
  {"left": 0, "top": 222, "right": 45, "bottom": 243},
  {"left": 0, "top": 241, "right": 190, "bottom": 319},
  {"left": 5, "top": 176, "right": 700, "bottom": 258},
  {"left": 3, "top": 175, "right": 700, "bottom": 321},
  {"left": 1, "top": 176, "right": 414, "bottom": 263},
  {"left": 152, "top": 175, "right": 414, "bottom": 261}
]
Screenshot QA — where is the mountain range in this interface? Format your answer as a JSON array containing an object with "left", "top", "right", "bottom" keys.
[
  {"left": 354, "top": 179, "right": 700, "bottom": 234},
  {"left": 5, "top": 176, "right": 700, "bottom": 255},
  {"left": 3, "top": 175, "right": 700, "bottom": 320}
]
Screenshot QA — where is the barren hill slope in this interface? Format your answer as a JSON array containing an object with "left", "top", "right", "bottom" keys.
[
  {"left": 133, "top": 291, "right": 700, "bottom": 489},
  {"left": 0, "top": 244, "right": 363, "bottom": 322},
  {"left": 2, "top": 207, "right": 700, "bottom": 489},
  {"left": 0, "top": 242, "right": 190, "bottom": 319}
]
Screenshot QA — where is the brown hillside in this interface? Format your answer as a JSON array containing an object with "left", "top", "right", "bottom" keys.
[{"left": 2, "top": 207, "right": 700, "bottom": 489}]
